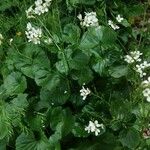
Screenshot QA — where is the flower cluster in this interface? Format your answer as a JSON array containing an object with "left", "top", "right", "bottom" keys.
[
  {"left": 124, "top": 51, "right": 150, "bottom": 77},
  {"left": 108, "top": 14, "right": 124, "bottom": 30},
  {"left": 142, "top": 77, "right": 150, "bottom": 102},
  {"left": 25, "top": 22, "right": 42, "bottom": 44},
  {"left": 124, "top": 51, "right": 150, "bottom": 102},
  {"left": 26, "top": 0, "right": 52, "bottom": 18},
  {"left": 0, "top": 33, "right": 4, "bottom": 45},
  {"left": 124, "top": 51, "right": 142, "bottom": 64},
  {"left": 136, "top": 61, "right": 150, "bottom": 77},
  {"left": 77, "top": 12, "right": 99, "bottom": 27},
  {"left": 85, "top": 120, "right": 104, "bottom": 136},
  {"left": 80, "top": 85, "right": 91, "bottom": 100},
  {"left": 116, "top": 14, "right": 124, "bottom": 23}
]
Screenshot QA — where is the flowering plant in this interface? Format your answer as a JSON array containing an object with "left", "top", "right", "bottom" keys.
[{"left": 0, "top": 0, "right": 150, "bottom": 149}]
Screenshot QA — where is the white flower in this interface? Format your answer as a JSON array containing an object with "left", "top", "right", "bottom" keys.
[
  {"left": 25, "top": 22, "right": 42, "bottom": 44},
  {"left": 85, "top": 120, "right": 104, "bottom": 136},
  {"left": 0, "top": 33, "right": 4, "bottom": 45},
  {"left": 143, "top": 88, "right": 150, "bottom": 102},
  {"left": 34, "top": 0, "right": 52, "bottom": 15},
  {"left": 108, "top": 20, "right": 119, "bottom": 30},
  {"left": 26, "top": 0, "right": 52, "bottom": 17},
  {"left": 142, "top": 77, "right": 150, "bottom": 87},
  {"left": 124, "top": 51, "right": 142, "bottom": 64},
  {"left": 44, "top": 37, "right": 52, "bottom": 44},
  {"left": 116, "top": 14, "right": 124, "bottom": 23},
  {"left": 77, "top": 14, "right": 82, "bottom": 21},
  {"left": 135, "top": 61, "right": 150, "bottom": 77},
  {"left": 80, "top": 86, "right": 91, "bottom": 100},
  {"left": 26, "top": 6, "right": 35, "bottom": 18},
  {"left": 79, "top": 12, "right": 99, "bottom": 27},
  {"left": 9, "top": 38, "right": 13, "bottom": 45}
]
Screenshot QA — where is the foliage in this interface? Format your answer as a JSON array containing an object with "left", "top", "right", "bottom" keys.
[{"left": 0, "top": 0, "right": 150, "bottom": 149}]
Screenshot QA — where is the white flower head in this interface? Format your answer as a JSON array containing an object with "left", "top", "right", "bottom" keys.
[
  {"left": 142, "top": 77, "right": 150, "bottom": 87},
  {"left": 79, "top": 12, "right": 99, "bottom": 27},
  {"left": 116, "top": 14, "right": 124, "bottom": 23},
  {"left": 26, "top": 0, "right": 52, "bottom": 17},
  {"left": 85, "top": 120, "right": 104, "bottom": 136},
  {"left": 34, "top": 0, "right": 52, "bottom": 15},
  {"left": 44, "top": 37, "right": 53, "bottom": 44},
  {"left": 26, "top": 6, "right": 35, "bottom": 18},
  {"left": 77, "top": 14, "right": 82, "bottom": 21},
  {"left": 135, "top": 61, "right": 150, "bottom": 78},
  {"left": 108, "top": 20, "right": 119, "bottom": 30},
  {"left": 124, "top": 51, "right": 142, "bottom": 64},
  {"left": 143, "top": 88, "right": 150, "bottom": 102},
  {"left": 25, "top": 22, "right": 42, "bottom": 44},
  {"left": 80, "top": 85, "right": 91, "bottom": 100}
]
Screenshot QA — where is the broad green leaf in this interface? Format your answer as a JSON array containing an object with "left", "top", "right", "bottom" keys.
[
  {"left": 49, "top": 107, "right": 75, "bottom": 136},
  {"left": 92, "top": 58, "right": 110, "bottom": 75},
  {"left": 6, "top": 43, "right": 50, "bottom": 80},
  {"left": 69, "top": 50, "right": 90, "bottom": 70},
  {"left": 62, "top": 23, "right": 80, "bottom": 44},
  {"left": 79, "top": 26, "right": 117, "bottom": 51},
  {"left": 0, "top": 102, "right": 12, "bottom": 140},
  {"left": 109, "top": 66, "right": 128, "bottom": 78},
  {"left": 16, "top": 132, "right": 50, "bottom": 150},
  {"left": 71, "top": 67, "right": 93, "bottom": 85},
  {"left": 56, "top": 60, "right": 69, "bottom": 74},
  {"left": 119, "top": 128, "right": 140, "bottom": 149},
  {"left": 6, "top": 94, "right": 28, "bottom": 126},
  {"left": 3, "top": 72, "right": 27, "bottom": 95}
]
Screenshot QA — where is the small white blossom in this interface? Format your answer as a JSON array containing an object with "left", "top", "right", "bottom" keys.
[
  {"left": 78, "top": 12, "right": 99, "bottom": 27},
  {"left": 26, "top": 0, "right": 52, "bottom": 17},
  {"left": 142, "top": 77, "right": 150, "bottom": 87},
  {"left": 26, "top": 6, "right": 35, "bottom": 18},
  {"left": 34, "top": 0, "right": 52, "bottom": 15},
  {"left": 116, "top": 14, "right": 124, "bottom": 23},
  {"left": 108, "top": 20, "right": 119, "bottom": 30},
  {"left": 143, "top": 88, "right": 150, "bottom": 102},
  {"left": 80, "top": 86, "right": 91, "bottom": 100},
  {"left": 135, "top": 61, "right": 150, "bottom": 77},
  {"left": 77, "top": 14, "right": 82, "bottom": 21},
  {"left": 85, "top": 120, "right": 104, "bottom": 136},
  {"left": 9, "top": 38, "right": 13, "bottom": 45},
  {"left": 124, "top": 51, "right": 142, "bottom": 64},
  {"left": 0, "top": 33, "right": 4, "bottom": 45},
  {"left": 44, "top": 37, "right": 52, "bottom": 44},
  {"left": 25, "top": 22, "right": 42, "bottom": 44}
]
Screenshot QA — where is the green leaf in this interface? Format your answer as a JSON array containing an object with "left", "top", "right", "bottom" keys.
[
  {"left": 49, "top": 107, "right": 75, "bottom": 136},
  {"left": 109, "top": 66, "right": 128, "bottom": 78},
  {"left": 71, "top": 67, "right": 93, "bottom": 85},
  {"left": 72, "top": 122, "right": 88, "bottom": 137},
  {"left": 62, "top": 23, "right": 81, "bottom": 44},
  {"left": 92, "top": 58, "right": 110, "bottom": 75},
  {"left": 35, "top": 72, "right": 60, "bottom": 91},
  {"left": 3, "top": 72, "right": 27, "bottom": 95},
  {"left": 7, "top": 43, "right": 50, "bottom": 80},
  {"left": 119, "top": 128, "right": 140, "bottom": 149},
  {"left": 79, "top": 26, "right": 117, "bottom": 51},
  {"left": 16, "top": 132, "right": 50, "bottom": 150},
  {"left": 69, "top": 50, "right": 90, "bottom": 70},
  {"left": 0, "top": 102, "right": 12, "bottom": 140},
  {"left": 6, "top": 94, "right": 28, "bottom": 126},
  {"left": 56, "top": 60, "right": 69, "bottom": 74}
]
